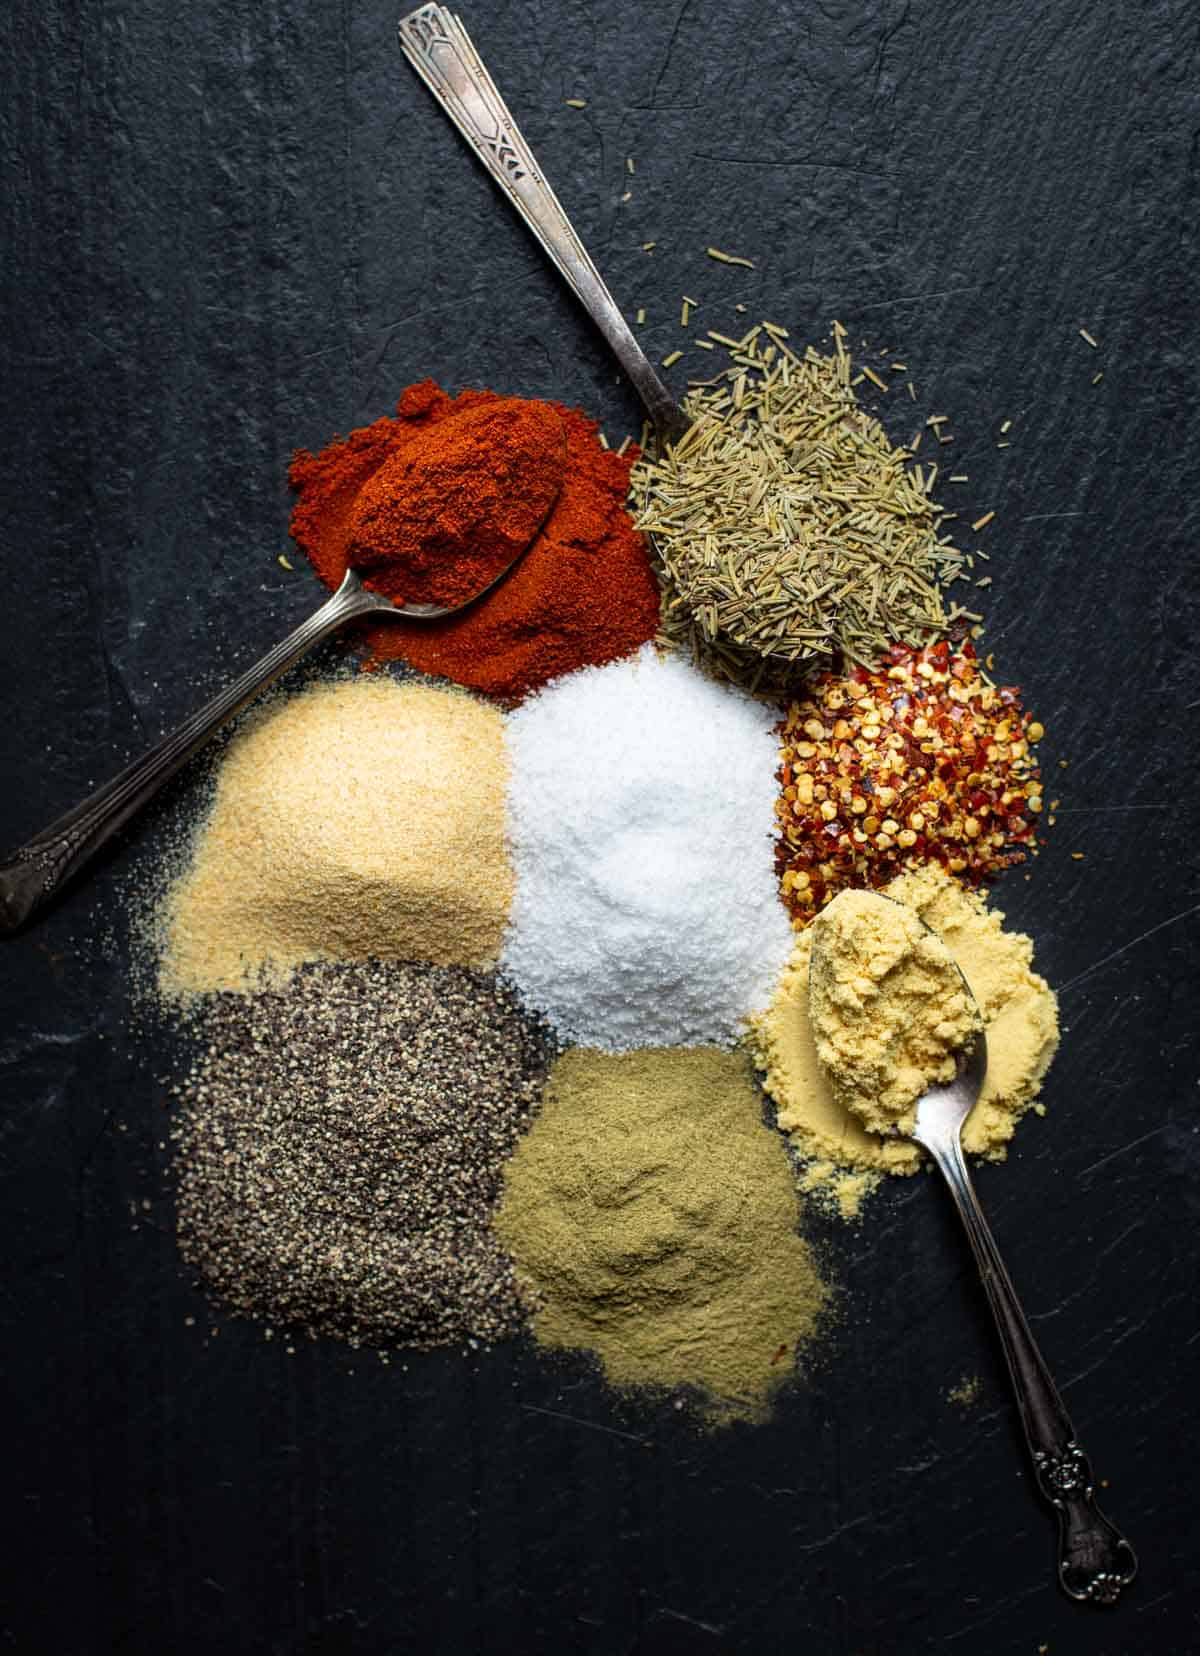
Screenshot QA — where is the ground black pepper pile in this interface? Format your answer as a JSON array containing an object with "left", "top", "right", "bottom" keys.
[{"left": 172, "top": 960, "right": 556, "bottom": 1348}]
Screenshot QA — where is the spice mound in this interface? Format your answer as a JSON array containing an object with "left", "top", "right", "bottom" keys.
[
  {"left": 495, "top": 1046, "right": 829, "bottom": 1422},
  {"left": 159, "top": 675, "right": 512, "bottom": 998},
  {"left": 501, "top": 646, "right": 794, "bottom": 1049},
  {"left": 289, "top": 379, "right": 660, "bottom": 702},
  {"left": 173, "top": 960, "right": 556, "bottom": 1348},
  {"left": 808, "top": 889, "right": 981, "bottom": 1138},
  {"left": 749, "top": 864, "right": 1058, "bottom": 1200},
  {"left": 776, "top": 639, "right": 1045, "bottom": 928},
  {"left": 631, "top": 322, "right": 967, "bottom": 682},
  {"left": 347, "top": 396, "right": 565, "bottom": 606}
]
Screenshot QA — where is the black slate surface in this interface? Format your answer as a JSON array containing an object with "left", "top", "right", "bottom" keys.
[{"left": 2, "top": 2, "right": 1198, "bottom": 1652}]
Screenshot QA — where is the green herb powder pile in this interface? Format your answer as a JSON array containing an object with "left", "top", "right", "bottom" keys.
[
  {"left": 172, "top": 960, "right": 556, "bottom": 1347},
  {"left": 631, "top": 321, "right": 969, "bottom": 686},
  {"left": 496, "top": 1045, "right": 830, "bottom": 1422}
]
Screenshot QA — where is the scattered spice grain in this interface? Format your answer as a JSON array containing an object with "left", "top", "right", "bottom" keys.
[
  {"left": 706, "top": 246, "right": 756, "bottom": 268},
  {"left": 173, "top": 960, "right": 557, "bottom": 1347}
]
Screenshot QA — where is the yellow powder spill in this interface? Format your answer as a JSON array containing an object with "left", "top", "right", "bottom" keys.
[
  {"left": 798, "top": 1160, "right": 879, "bottom": 1222},
  {"left": 748, "top": 865, "right": 1058, "bottom": 1194},
  {"left": 158, "top": 676, "right": 513, "bottom": 998},
  {"left": 947, "top": 1374, "right": 983, "bottom": 1409},
  {"left": 495, "top": 1046, "right": 830, "bottom": 1424},
  {"left": 808, "top": 889, "right": 981, "bottom": 1137}
]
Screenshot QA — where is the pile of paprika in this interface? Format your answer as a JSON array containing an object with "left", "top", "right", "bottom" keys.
[{"left": 289, "top": 380, "right": 661, "bottom": 702}]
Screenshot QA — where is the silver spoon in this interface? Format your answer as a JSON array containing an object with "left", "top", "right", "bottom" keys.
[
  {"left": 911, "top": 1031, "right": 1137, "bottom": 1603},
  {"left": 399, "top": 4, "right": 690, "bottom": 450},
  {"left": 0, "top": 487, "right": 556, "bottom": 933},
  {"left": 810, "top": 906, "right": 1137, "bottom": 1602},
  {"left": 398, "top": 6, "right": 832, "bottom": 686}
]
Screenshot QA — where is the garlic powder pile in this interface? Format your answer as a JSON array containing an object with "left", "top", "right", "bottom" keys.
[{"left": 159, "top": 676, "right": 513, "bottom": 997}]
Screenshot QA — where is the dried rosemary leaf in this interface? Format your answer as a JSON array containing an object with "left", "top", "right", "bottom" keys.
[{"left": 629, "top": 323, "right": 971, "bottom": 686}]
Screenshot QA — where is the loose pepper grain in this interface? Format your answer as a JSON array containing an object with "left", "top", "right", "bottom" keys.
[{"left": 775, "top": 640, "right": 1044, "bottom": 927}]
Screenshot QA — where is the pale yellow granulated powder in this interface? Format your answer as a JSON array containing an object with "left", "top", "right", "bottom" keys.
[
  {"left": 496, "top": 1046, "right": 830, "bottom": 1423},
  {"left": 808, "top": 889, "right": 981, "bottom": 1137},
  {"left": 748, "top": 865, "right": 1058, "bottom": 1192},
  {"left": 158, "top": 675, "right": 513, "bottom": 997}
]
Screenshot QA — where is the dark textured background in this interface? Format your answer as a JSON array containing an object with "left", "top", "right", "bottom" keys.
[{"left": 1, "top": 2, "right": 1197, "bottom": 1652}]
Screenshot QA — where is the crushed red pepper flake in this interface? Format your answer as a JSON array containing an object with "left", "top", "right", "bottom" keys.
[{"left": 774, "top": 639, "right": 1045, "bottom": 927}]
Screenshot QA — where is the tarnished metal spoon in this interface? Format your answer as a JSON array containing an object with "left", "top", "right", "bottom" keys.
[
  {"left": 909, "top": 1025, "right": 1137, "bottom": 1603},
  {"left": 399, "top": 4, "right": 690, "bottom": 450},
  {"left": 0, "top": 456, "right": 563, "bottom": 934},
  {"left": 398, "top": 6, "right": 830, "bottom": 684},
  {"left": 809, "top": 904, "right": 1138, "bottom": 1603}
]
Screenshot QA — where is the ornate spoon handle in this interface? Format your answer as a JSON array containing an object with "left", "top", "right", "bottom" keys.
[
  {"left": 0, "top": 573, "right": 388, "bottom": 933},
  {"left": 398, "top": 4, "right": 689, "bottom": 446},
  {"left": 920, "top": 1123, "right": 1138, "bottom": 1603}
]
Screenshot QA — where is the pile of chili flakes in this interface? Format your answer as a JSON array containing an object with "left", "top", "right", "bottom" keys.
[{"left": 775, "top": 639, "right": 1045, "bottom": 927}]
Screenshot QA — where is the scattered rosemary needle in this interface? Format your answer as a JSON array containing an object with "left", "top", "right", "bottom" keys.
[
  {"left": 629, "top": 323, "right": 969, "bottom": 682},
  {"left": 706, "top": 246, "right": 755, "bottom": 268}
]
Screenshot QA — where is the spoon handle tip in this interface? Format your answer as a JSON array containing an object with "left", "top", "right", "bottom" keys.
[
  {"left": 0, "top": 573, "right": 380, "bottom": 933},
  {"left": 921, "top": 1125, "right": 1137, "bottom": 1604}
]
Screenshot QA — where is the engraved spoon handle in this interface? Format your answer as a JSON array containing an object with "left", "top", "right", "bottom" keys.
[
  {"left": 0, "top": 572, "right": 388, "bottom": 933},
  {"left": 398, "top": 4, "right": 689, "bottom": 446},
  {"left": 922, "top": 1124, "right": 1138, "bottom": 1604}
]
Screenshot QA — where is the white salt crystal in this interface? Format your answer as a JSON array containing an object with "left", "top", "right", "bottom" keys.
[{"left": 502, "top": 646, "right": 793, "bottom": 1049}]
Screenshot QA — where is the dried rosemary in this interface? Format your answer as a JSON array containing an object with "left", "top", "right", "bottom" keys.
[{"left": 629, "top": 322, "right": 970, "bottom": 687}]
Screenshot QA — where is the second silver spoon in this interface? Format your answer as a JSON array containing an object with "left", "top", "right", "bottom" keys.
[{"left": 399, "top": 4, "right": 690, "bottom": 449}]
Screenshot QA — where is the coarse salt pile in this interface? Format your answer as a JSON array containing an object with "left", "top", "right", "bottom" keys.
[{"left": 501, "top": 646, "right": 794, "bottom": 1049}]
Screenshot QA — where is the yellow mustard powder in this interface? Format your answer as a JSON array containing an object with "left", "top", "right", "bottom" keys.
[
  {"left": 808, "top": 889, "right": 981, "bottom": 1137},
  {"left": 749, "top": 865, "right": 1059, "bottom": 1193}
]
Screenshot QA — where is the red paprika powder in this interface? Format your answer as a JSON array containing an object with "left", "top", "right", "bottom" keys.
[{"left": 288, "top": 379, "right": 660, "bottom": 702}]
